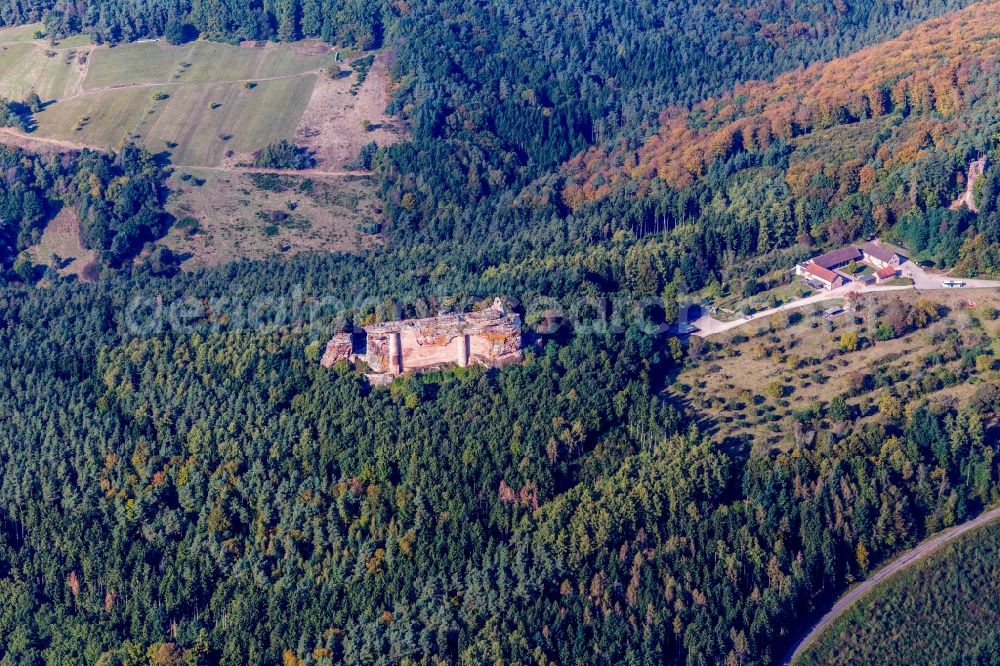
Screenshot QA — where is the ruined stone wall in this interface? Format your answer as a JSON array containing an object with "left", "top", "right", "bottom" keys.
[
  {"left": 468, "top": 330, "right": 521, "bottom": 366},
  {"left": 319, "top": 299, "right": 523, "bottom": 377},
  {"left": 364, "top": 332, "right": 394, "bottom": 374},
  {"left": 397, "top": 329, "right": 469, "bottom": 372},
  {"left": 320, "top": 333, "right": 353, "bottom": 368}
]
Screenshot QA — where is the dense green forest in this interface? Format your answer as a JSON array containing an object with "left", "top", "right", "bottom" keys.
[
  {"left": 800, "top": 520, "right": 1000, "bottom": 665},
  {"left": 0, "top": 257, "right": 998, "bottom": 664},
  {"left": 2, "top": 0, "right": 385, "bottom": 47},
  {"left": 4, "top": 0, "right": 993, "bottom": 285},
  {"left": 375, "top": 0, "right": 979, "bottom": 240},
  {"left": 550, "top": 0, "right": 1000, "bottom": 298}
]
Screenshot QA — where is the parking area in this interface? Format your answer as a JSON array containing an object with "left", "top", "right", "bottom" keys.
[{"left": 901, "top": 261, "right": 1000, "bottom": 290}]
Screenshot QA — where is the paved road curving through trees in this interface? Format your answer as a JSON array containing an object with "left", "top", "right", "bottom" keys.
[{"left": 780, "top": 505, "right": 1000, "bottom": 665}]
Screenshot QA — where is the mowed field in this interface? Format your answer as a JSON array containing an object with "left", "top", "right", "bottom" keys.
[
  {"left": 0, "top": 24, "right": 343, "bottom": 167},
  {"left": 37, "top": 75, "right": 317, "bottom": 166},
  {"left": 0, "top": 32, "right": 87, "bottom": 100},
  {"left": 81, "top": 40, "right": 331, "bottom": 88}
]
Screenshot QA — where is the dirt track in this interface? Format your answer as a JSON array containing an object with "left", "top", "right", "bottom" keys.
[
  {"left": 186, "top": 165, "right": 373, "bottom": 178},
  {"left": 781, "top": 504, "right": 1000, "bottom": 665},
  {"left": 691, "top": 263, "right": 1000, "bottom": 338},
  {"left": 0, "top": 128, "right": 374, "bottom": 178},
  {"left": 690, "top": 284, "right": 913, "bottom": 337},
  {"left": 950, "top": 156, "right": 987, "bottom": 213},
  {"left": 0, "top": 126, "right": 103, "bottom": 153}
]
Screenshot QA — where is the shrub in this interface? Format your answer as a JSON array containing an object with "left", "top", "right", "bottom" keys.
[
  {"left": 252, "top": 140, "right": 316, "bottom": 170},
  {"left": 350, "top": 55, "right": 375, "bottom": 86},
  {"left": 877, "top": 394, "right": 903, "bottom": 420},
  {"left": 174, "top": 216, "right": 201, "bottom": 236},
  {"left": 765, "top": 381, "right": 787, "bottom": 400},
  {"left": 26, "top": 91, "right": 42, "bottom": 113},
  {"left": 875, "top": 322, "right": 896, "bottom": 341},
  {"left": 976, "top": 355, "right": 995, "bottom": 374},
  {"left": 839, "top": 331, "right": 860, "bottom": 352},
  {"left": 828, "top": 395, "right": 855, "bottom": 422},
  {"left": 353, "top": 141, "right": 378, "bottom": 170}
]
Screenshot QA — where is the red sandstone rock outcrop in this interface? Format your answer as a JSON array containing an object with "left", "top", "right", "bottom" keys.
[
  {"left": 320, "top": 333, "right": 354, "bottom": 368},
  {"left": 319, "top": 298, "right": 523, "bottom": 379}
]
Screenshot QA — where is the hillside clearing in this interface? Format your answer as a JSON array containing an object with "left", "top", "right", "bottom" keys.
[
  {"left": 673, "top": 288, "right": 1000, "bottom": 451},
  {"left": 26, "top": 207, "right": 97, "bottom": 280},
  {"left": 162, "top": 169, "right": 382, "bottom": 268},
  {"left": 293, "top": 53, "right": 402, "bottom": 169}
]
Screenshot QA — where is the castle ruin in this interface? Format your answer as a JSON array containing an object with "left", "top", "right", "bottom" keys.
[{"left": 320, "top": 298, "right": 523, "bottom": 381}]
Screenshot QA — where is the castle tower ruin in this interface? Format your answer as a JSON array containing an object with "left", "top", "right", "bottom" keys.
[{"left": 320, "top": 298, "right": 523, "bottom": 381}]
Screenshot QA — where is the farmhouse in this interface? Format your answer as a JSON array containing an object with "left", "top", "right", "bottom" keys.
[
  {"left": 862, "top": 242, "right": 901, "bottom": 269},
  {"left": 811, "top": 246, "right": 863, "bottom": 271},
  {"left": 796, "top": 241, "right": 906, "bottom": 291},
  {"left": 321, "top": 298, "right": 523, "bottom": 381},
  {"left": 801, "top": 262, "right": 847, "bottom": 290}
]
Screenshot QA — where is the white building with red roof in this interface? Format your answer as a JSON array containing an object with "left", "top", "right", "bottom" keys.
[{"left": 802, "top": 262, "right": 847, "bottom": 290}]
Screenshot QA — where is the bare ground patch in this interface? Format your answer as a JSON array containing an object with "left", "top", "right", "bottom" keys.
[
  {"left": 293, "top": 53, "right": 404, "bottom": 169},
  {"left": 162, "top": 168, "right": 382, "bottom": 269},
  {"left": 27, "top": 206, "right": 98, "bottom": 279}
]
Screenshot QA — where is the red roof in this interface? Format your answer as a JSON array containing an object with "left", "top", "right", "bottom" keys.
[
  {"left": 876, "top": 265, "right": 897, "bottom": 279},
  {"left": 805, "top": 262, "right": 839, "bottom": 283}
]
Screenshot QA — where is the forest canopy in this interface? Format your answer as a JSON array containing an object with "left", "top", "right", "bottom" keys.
[
  {"left": 1, "top": 0, "right": 1000, "bottom": 664},
  {"left": 0, "top": 143, "right": 167, "bottom": 280}
]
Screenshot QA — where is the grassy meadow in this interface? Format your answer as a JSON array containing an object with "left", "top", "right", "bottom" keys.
[
  {"left": 0, "top": 23, "right": 45, "bottom": 43},
  {"left": 672, "top": 289, "right": 1000, "bottom": 451},
  {"left": 162, "top": 169, "right": 380, "bottom": 267},
  {"left": 0, "top": 24, "right": 338, "bottom": 167},
  {"left": 0, "top": 39, "right": 83, "bottom": 100},
  {"left": 34, "top": 75, "right": 317, "bottom": 165},
  {"left": 81, "top": 40, "right": 334, "bottom": 88}
]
